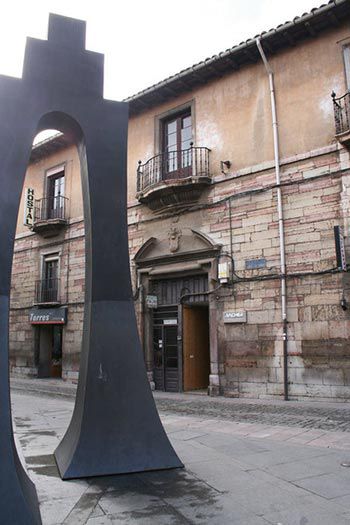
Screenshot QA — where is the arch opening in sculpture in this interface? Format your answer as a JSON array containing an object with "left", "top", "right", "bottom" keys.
[{"left": 0, "top": 13, "right": 182, "bottom": 525}]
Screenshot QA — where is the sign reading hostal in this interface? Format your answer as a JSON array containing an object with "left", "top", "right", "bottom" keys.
[
  {"left": 29, "top": 307, "right": 67, "bottom": 325},
  {"left": 24, "top": 188, "right": 35, "bottom": 227}
]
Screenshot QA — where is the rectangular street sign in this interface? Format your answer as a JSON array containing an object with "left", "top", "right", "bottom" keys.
[
  {"left": 223, "top": 311, "right": 247, "bottom": 323},
  {"left": 29, "top": 307, "right": 67, "bottom": 324}
]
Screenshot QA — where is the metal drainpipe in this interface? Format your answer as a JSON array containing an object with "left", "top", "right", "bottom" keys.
[{"left": 256, "top": 38, "right": 288, "bottom": 400}]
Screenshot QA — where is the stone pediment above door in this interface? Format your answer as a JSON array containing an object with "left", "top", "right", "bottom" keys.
[{"left": 134, "top": 229, "right": 221, "bottom": 267}]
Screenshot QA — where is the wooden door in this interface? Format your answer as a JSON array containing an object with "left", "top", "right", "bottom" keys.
[{"left": 183, "top": 305, "right": 210, "bottom": 391}]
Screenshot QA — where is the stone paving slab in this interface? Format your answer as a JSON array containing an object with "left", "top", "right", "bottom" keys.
[
  {"left": 9, "top": 389, "right": 350, "bottom": 524},
  {"left": 262, "top": 503, "right": 350, "bottom": 525},
  {"left": 263, "top": 451, "right": 345, "bottom": 481},
  {"left": 293, "top": 471, "right": 350, "bottom": 499}
]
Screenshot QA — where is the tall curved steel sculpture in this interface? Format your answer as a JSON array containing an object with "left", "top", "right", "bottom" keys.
[{"left": 0, "top": 13, "right": 182, "bottom": 524}]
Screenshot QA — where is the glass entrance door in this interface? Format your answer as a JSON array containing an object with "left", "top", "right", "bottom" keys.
[
  {"left": 47, "top": 171, "right": 65, "bottom": 219},
  {"left": 163, "top": 325, "right": 179, "bottom": 392},
  {"left": 163, "top": 112, "right": 192, "bottom": 180},
  {"left": 153, "top": 307, "right": 179, "bottom": 392}
]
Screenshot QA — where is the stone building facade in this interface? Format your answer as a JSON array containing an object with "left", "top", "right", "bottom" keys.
[
  {"left": 10, "top": 137, "right": 85, "bottom": 382},
  {"left": 9, "top": 0, "right": 350, "bottom": 400}
]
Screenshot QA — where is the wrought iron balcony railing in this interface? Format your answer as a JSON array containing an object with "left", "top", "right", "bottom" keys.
[
  {"left": 35, "top": 278, "right": 60, "bottom": 304},
  {"left": 34, "top": 195, "right": 68, "bottom": 223},
  {"left": 332, "top": 91, "right": 350, "bottom": 135},
  {"left": 137, "top": 145, "right": 211, "bottom": 194}
]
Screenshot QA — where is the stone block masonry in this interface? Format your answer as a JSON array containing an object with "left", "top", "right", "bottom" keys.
[
  {"left": 10, "top": 145, "right": 350, "bottom": 401},
  {"left": 10, "top": 220, "right": 85, "bottom": 380},
  {"left": 128, "top": 146, "right": 350, "bottom": 401}
]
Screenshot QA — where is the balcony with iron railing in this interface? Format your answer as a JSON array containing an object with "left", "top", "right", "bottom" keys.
[
  {"left": 34, "top": 278, "right": 60, "bottom": 305},
  {"left": 136, "top": 144, "right": 211, "bottom": 210},
  {"left": 33, "top": 195, "right": 69, "bottom": 236},
  {"left": 332, "top": 91, "right": 350, "bottom": 148}
]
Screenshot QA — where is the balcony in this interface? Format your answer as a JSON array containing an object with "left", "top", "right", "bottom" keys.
[
  {"left": 332, "top": 91, "right": 350, "bottom": 148},
  {"left": 33, "top": 196, "right": 68, "bottom": 237},
  {"left": 136, "top": 145, "right": 211, "bottom": 211},
  {"left": 34, "top": 278, "right": 60, "bottom": 305}
]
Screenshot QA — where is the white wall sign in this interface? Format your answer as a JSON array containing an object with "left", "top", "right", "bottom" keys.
[
  {"left": 223, "top": 311, "right": 247, "bottom": 323},
  {"left": 24, "top": 188, "right": 35, "bottom": 227}
]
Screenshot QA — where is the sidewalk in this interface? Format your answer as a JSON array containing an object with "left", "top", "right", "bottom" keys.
[
  {"left": 9, "top": 379, "right": 350, "bottom": 524},
  {"left": 11, "top": 376, "right": 350, "bottom": 432}
]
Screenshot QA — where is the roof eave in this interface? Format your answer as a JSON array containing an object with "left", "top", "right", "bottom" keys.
[{"left": 126, "top": 0, "right": 350, "bottom": 116}]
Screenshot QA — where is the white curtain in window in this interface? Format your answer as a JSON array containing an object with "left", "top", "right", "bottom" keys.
[{"left": 344, "top": 46, "right": 350, "bottom": 91}]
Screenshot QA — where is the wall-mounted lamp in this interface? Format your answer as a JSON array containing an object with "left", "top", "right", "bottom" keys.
[
  {"left": 341, "top": 296, "right": 348, "bottom": 311},
  {"left": 217, "top": 251, "right": 235, "bottom": 285},
  {"left": 218, "top": 261, "right": 231, "bottom": 284},
  {"left": 220, "top": 160, "right": 231, "bottom": 174}
]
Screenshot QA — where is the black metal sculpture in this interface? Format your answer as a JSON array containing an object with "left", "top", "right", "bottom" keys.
[{"left": 0, "top": 13, "right": 182, "bottom": 524}]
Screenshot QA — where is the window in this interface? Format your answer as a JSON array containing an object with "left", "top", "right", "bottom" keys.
[
  {"left": 41, "top": 254, "right": 59, "bottom": 302},
  {"left": 46, "top": 166, "right": 65, "bottom": 219},
  {"left": 343, "top": 45, "right": 350, "bottom": 91},
  {"left": 162, "top": 111, "right": 192, "bottom": 179}
]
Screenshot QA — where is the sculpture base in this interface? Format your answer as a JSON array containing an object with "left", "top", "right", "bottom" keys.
[
  {"left": 54, "top": 300, "right": 183, "bottom": 480},
  {"left": 0, "top": 441, "right": 42, "bottom": 524}
]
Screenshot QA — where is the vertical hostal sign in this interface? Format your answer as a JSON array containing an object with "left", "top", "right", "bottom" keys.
[{"left": 24, "top": 188, "right": 35, "bottom": 227}]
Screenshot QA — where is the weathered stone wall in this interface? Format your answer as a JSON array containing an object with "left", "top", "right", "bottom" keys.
[
  {"left": 10, "top": 133, "right": 85, "bottom": 380},
  {"left": 10, "top": 218, "right": 85, "bottom": 379},
  {"left": 209, "top": 150, "right": 345, "bottom": 399},
  {"left": 128, "top": 144, "right": 350, "bottom": 400},
  {"left": 10, "top": 145, "right": 350, "bottom": 399}
]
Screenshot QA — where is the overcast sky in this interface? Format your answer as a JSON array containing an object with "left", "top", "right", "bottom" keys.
[{"left": 1, "top": 0, "right": 321, "bottom": 102}]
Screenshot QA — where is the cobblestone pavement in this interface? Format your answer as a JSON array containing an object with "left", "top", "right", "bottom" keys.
[{"left": 154, "top": 394, "right": 350, "bottom": 433}]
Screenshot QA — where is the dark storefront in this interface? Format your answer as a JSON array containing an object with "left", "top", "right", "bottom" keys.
[{"left": 30, "top": 307, "right": 67, "bottom": 378}]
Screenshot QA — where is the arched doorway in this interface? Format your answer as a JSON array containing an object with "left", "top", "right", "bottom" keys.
[{"left": 134, "top": 229, "right": 221, "bottom": 394}]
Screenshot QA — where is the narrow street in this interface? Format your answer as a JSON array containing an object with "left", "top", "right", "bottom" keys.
[{"left": 10, "top": 381, "right": 350, "bottom": 524}]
